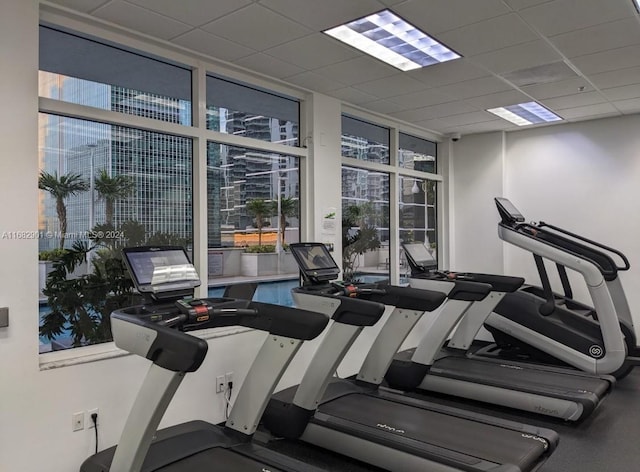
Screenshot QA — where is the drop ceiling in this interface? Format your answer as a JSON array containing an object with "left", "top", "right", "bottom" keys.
[{"left": 45, "top": 0, "right": 640, "bottom": 136}]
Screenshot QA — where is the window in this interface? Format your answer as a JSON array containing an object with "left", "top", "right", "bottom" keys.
[
  {"left": 39, "top": 26, "right": 192, "bottom": 126},
  {"left": 341, "top": 115, "right": 390, "bottom": 164},
  {"left": 206, "top": 75, "right": 299, "bottom": 146},
  {"left": 399, "top": 176, "right": 437, "bottom": 251},
  {"left": 38, "top": 114, "right": 192, "bottom": 353},
  {"left": 341, "top": 166, "right": 390, "bottom": 283},
  {"left": 38, "top": 24, "right": 306, "bottom": 356},
  {"left": 207, "top": 143, "right": 300, "bottom": 280},
  {"left": 399, "top": 133, "right": 436, "bottom": 173}
]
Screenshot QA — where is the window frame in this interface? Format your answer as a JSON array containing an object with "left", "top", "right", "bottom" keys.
[{"left": 340, "top": 106, "right": 442, "bottom": 286}]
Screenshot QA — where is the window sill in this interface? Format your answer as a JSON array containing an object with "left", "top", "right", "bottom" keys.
[{"left": 39, "top": 326, "right": 254, "bottom": 371}]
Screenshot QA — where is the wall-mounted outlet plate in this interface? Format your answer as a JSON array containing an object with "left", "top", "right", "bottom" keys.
[{"left": 72, "top": 412, "right": 84, "bottom": 432}]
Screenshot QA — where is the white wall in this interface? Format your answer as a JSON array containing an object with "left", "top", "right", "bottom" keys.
[
  {"left": 451, "top": 114, "right": 640, "bottom": 335},
  {"left": 450, "top": 131, "right": 506, "bottom": 273}
]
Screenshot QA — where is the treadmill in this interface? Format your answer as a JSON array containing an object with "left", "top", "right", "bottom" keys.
[
  {"left": 387, "top": 242, "right": 614, "bottom": 421},
  {"left": 81, "top": 245, "right": 331, "bottom": 472},
  {"left": 262, "top": 242, "right": 559, "bottom": 472},
  {"left": 477, "top": 197, "right": 640, "bottom": 379}
]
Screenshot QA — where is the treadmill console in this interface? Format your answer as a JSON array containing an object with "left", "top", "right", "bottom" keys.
[
  {"left": 495, "top": 197, "right": 525, "bottom": 225},
  {"left": 403, "top": 243, "right": 437, "bottom": 273},
  {"left": 289, "top": 242, "right": 340, "bottom": 285},
  {"left": 123, "top": 246, "right": 200, "bottom": 301}
]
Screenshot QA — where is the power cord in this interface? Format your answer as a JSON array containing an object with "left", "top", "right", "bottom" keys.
[
  {"left": 91, "top": 412, "right": 99, "bottom": 454},
  {"left": 224, "top": 381, "right": 234, "bottom": 419}
]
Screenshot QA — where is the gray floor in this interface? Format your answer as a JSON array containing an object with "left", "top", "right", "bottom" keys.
[{"left": 261, "top": 369, "right": 640, "bottom": 471}]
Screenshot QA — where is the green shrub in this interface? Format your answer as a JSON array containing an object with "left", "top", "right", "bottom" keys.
[
  {"left": 245, "top": 245, "right": 276, "bottom": 253},
  {"left": 39, "top": 248, "right": 68, "bottom": 261}
]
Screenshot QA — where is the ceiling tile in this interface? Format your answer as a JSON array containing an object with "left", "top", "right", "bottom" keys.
[
  {"left": 549, "top": 18, "right": 640, "bottom": 58},
  {"left": 590, "top": 66, "right": 640, "bottom": 89},
  {"left": 312, "top": 57, "right": 398, "bottom": 86},
  {"left": 470, "top": 40, "right": 562, "bottom": 74},
  {"left": 503, "top": 0, "right": 553, "bottom": 11},
  {"left": 377, "top": 0, "right": 408, "bottom": 5},
  {"left": 556, "top": 103, "right": 619, "bottom": 119},
  {"left": 517, "top": 0, "right": 632, "bottom": 36},
  {"left": 434, "top": 111, "right": 498, "bottom": 127},
  {"left": 407, "top": 59, "right": 489, "bottom": 87},
  {"left": 522, "top": 77, "right": 594, "bottom": 99},
  {"left": 602, "top": 84, "right": 640, "bottom": 101},
  {"left": 235, "top": 53, "right": 305, "bottom": 78},
  {"left": 329, "top": 87, "right": 378, "bottom": 105},
  {"left": 386, "top": 89, "right": 454, "bottom": 109},
  {"left": 47, "top": 0, "right": 110, "bottom": 12},
  {"left": 126, "top": 0, "right": 251, "bottom": 26},
  {"left": 172, "top": 29, "right": 255, "bottom": 62},
  {"left": 360, "top": 99, "right": 407, "bottom": 115},
  {"left": 200, "top": 4, "right": 312, "bottom": 50},
  {"left": 93, "top": 1, "right": 192, "bottom": 40},
  {"left": 437, "top": 14, "right": 539, "bottom": 56},
  {"left": 434, "top": 76, "right": 512, "bottom": 99},
  {"left": 439, "top": 119, "right": 517, "bottom": 134},
  {"left": 612, "top": 97, "right": 640, "bottom": 113},
  {"left": 353, "top": 74, "right": 427, "bottom": 98},
  {"left": 466, "top": 90, "right": 532, "bottom": 109},
  {"left": 390, "top": 101, "right": 479, "bottom": 122},
  {"left": 570, "top": 44, "right": 640, "bottom": 75},
  {"left": 285, "top": 71, "right": 346, "bottom": 93},
  {"left": 541, "top": 91, "right": 607, "bottom": 110},
  {"left": 264, "top": 34, "right": 361, "bottom": 70},
  {"left": 393, "top": 0, "right": 510, "bottom": 35},
  {"left": 259, "top": 0, "right": 384, "bottom": 30}
]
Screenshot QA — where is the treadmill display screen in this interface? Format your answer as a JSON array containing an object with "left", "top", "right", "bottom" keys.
[
  {"left": 123, "top": 246, "right": 199, "bottom": 293},
  {"left": 495, "top": 197, "right": 525, "bottom": 223},
  {"left": 290, "top": 243, "right": 339, "bottom": 271},
  {"left": 403, "top": 243, "right": 437, "bottom": 269}
]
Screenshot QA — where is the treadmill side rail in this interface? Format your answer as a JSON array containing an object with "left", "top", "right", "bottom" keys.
[
  {"left": 292, "top": 322, "right": 363, "bottom": 411},
  {"left": 226, "top": 335, "right": 302, "bottom": 436},
  {"left": 358, "top": 307, "right": 424, "bottom": 385},
  {"left": 109, "top": 364, "right": 184, "bottom": 472}
]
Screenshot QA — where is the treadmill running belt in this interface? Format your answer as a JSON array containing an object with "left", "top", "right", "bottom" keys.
[
  {"left": 318, "top": 393, "right": 547, "bottom": 471},
  {"left": 434, "top": 356, "right": 609, "bottom": 396},
  {"left": 157, "top": 447, "right": 286, "bottom": 471}
]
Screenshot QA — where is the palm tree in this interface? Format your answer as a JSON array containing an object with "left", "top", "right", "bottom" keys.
[
  {"left": 38, "top": 171, "right": 88, "bottom": 250},
  {"left": 246, "top": 198, "right": 273, "bottom": 246},
  {"left": 272, "top": 197, "right": 298, "bottom": 247},
  {"left": 94, "top": 170, "right": 135, "bottom": 226}
]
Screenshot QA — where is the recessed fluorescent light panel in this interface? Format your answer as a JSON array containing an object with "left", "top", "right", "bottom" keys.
[
  {"left": 324, "top": 10, "right": 461, "bottom": 71},
  {"left": 634, "top": 0, "right": 640, "bottom": 13},
  {"left": 487, "top": 102, "right": 562, "bottom": 126}
]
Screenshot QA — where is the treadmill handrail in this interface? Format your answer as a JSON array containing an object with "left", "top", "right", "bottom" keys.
[
  {"left": 111, "top": 311, "right": 208, "bottom": 373},
  {"left": 502, "top": 222, "right": 620, "bottom": 280},
  {"left": 538, "top": 221, "right": 630, "bottom": 271}
]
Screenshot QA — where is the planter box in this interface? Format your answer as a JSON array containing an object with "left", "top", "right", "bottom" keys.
[
  {"left": 208, "top": 247, "right": 244, "bottom": 278},
  {"left": 39, "top": 259, "right": 89, "bottom": 299},
  {"left": 240, "top": 252, "right": 298, "bottom": 277}
]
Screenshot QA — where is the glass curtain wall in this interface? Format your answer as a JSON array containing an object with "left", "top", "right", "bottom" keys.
[{"left": 37, "top": 26, "right": 302, "bottom": 353}]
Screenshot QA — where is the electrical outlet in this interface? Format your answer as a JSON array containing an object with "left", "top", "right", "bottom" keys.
[
  {"left": 87, "top": 408, "right": 99, "bottom": 429},
  {"left": 225, "top": 371, "right": 234, "bottom": 386},
  {"left": 72, "top": 412, "right": 84, "bottom": 432},
  {"left": 216, "top": 375, "right": 225, "bottom": 393}
]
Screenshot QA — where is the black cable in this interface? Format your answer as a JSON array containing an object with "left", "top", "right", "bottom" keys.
[
  {"left": 226, "top": 381, "right": 233, "bottom": 419},
  {"left": 91, "top": 413, "right": 98, "bottom": 454}
]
